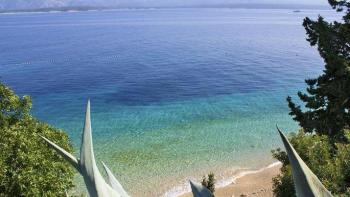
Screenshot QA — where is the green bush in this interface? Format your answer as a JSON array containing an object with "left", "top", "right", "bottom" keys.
[
  {"left": 0, "top": 82, "right": 75, "bottom": 196},
  {"left": 201, "top": 172, "right": 215, "bottom": 196},
  {"left": 272, "top": 130, "right": 350, "bottom": 197}
]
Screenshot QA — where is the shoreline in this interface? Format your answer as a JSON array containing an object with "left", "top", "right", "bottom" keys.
[
  {"left": 0, "top": 5, "right": 331, "bottom": 15},
  {"left": 167, "top": 162, "right": 281, "bottom": 197}
]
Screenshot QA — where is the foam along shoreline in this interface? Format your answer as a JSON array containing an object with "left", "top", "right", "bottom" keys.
[{"left": 166, "top": 162, "right": 281, "bottom": 197}]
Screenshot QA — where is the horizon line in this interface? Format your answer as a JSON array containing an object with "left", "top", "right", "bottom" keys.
[{"left": 0, "top": 3, "right": 331, "bottom": 13}]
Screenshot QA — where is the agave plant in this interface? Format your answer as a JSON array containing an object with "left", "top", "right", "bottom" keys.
[
  {"left": 189, "top": 180, "right": 213, "bottom": 197},
  {"left": 40, "top": 101, "right": 130, "bottom": 197},
  {"left": 277, "top": 126, "right": 333, "bottom": 197}
]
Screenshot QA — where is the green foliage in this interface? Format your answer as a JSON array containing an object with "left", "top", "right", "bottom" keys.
[
  {"left": 272, "top": 130, "right": 350, "bottom": 197},
  {"left": 0, "top": 82, "right": 75, "bottom": 196},
  {"left": 201, "top": 172, "right": 215, "bottom": 196},
  {"left": 287, "top": 0, "right": 350, "bottom": 137},
  {"left": 0, "top": 84, "right": 31, "bottom": 128}
]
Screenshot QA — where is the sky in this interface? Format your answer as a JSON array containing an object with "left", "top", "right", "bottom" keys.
[{"left": 0, "top": 0, "right": 328, "bottom": 10}]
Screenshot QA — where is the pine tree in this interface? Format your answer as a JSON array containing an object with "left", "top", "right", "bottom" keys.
[{"left": 287, "top": 0, "right": 350, "bottom": 138}]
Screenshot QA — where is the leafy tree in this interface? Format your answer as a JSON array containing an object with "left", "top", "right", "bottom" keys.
[
  {"left": 201, "top": 172, "right": 215, "bottom": 196},
  {"left": 287, "top": 0, "right": 350, "bottom": 138},
  {"left": 0, "top": 83, "right": 31, "bottom": 128},
  {"left": 272, "top": 130, "right": 350, "bottom": 197},
  {"left": 0, "top": 82, "right": 75, "bottom": 196}
]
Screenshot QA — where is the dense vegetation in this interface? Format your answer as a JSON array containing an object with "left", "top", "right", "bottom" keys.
[
  {"left": 0, "top": 82, "right": 75, "bottom": 196},
  {"left": 272, "top": 130, "right": 350, "bottom": 196},
  {"left": 201, "top": 173, "right": 216, "bottom": 197},
  {"left": 273, "top": 1, "right": 350, "bottom": 196}
]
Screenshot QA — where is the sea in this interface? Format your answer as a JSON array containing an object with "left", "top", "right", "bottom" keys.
[{"left": 0, "top": 8, "right": 339, "bottom": 196}]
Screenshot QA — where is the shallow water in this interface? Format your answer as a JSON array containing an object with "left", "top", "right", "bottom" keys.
[{"left": 0, "top": 8, "right": 338, "bottom": 196}]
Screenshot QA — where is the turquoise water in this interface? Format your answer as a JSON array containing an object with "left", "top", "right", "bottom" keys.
[{"left": 0, "top": 8, "right": 338, "bottom": 196}]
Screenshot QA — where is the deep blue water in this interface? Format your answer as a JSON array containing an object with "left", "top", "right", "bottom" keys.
[{"left": 0, "top": 8, "right": 338, "bottom": 196}]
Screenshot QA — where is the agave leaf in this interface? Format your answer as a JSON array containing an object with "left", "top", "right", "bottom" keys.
[
  {"left": 79, "top": 100, "right": 95, "bottom": 172},
  {"left": 41, "top": 100, "right": 126, "bottom": 197},
  {"left": 102, "top": 161, "right": 130, "bottom": 197},
  {"left": 189, "top": 180, "right": 213, "bottom": 197},
  {"left": 39, "top": 135, "right": 80, "bottom": 172},
  {"left": 277, "top": 126, "right": 333, "bottom": 197}
]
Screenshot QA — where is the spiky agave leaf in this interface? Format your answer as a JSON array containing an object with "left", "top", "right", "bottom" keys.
[
  {"left": 277, "top": 126, "right": 333, "bottom": 197},
  {"left": 189, "top": 180, "right": 213, "bottom": 197},
  {"left": 40, "top": 135, "right": 80, "bottom": 172},
  {"left": 102, "top": 161, "right": 130, "bottom": 197},
  {"left": 41, "top": 100, "right": 128, "bottom": 197}
]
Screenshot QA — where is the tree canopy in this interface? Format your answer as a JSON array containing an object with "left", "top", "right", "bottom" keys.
[
  {"left": 0, "top": 82, "right": 75, "bottom": 196},
  {"left": 287, "top": 0, "right": 350, "bottom": 138}
]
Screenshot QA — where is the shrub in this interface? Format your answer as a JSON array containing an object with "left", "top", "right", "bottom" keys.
[
  {"left": 201, "top": 172, "right": 215, "bottom": 196},
  {"left": 0, "top": 82, "right": 75, "bottom": 196},
  {"left": 272, "top": 130, "right": 350, "bottom": 197}
]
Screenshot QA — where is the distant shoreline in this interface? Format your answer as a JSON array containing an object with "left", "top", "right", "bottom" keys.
[
  {"left": 0, "top": 4, "right": 330, "bottom": 14},
  {"left": 0, "top": 6, "right": 106, "bottom": 14}
]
